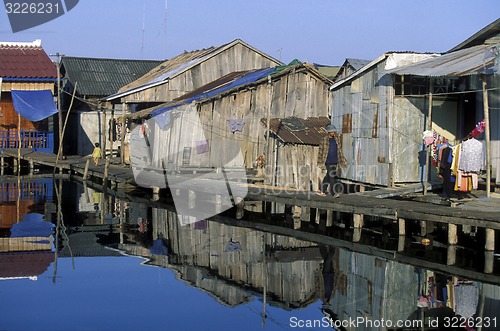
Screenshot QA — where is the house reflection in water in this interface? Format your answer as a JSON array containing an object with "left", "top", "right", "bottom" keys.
[
  {"left": 111, "top": 205, "right": 500, "bottom": 327},
  {"left": 0, "top": 179, "right": 55, "bottom": 280}
]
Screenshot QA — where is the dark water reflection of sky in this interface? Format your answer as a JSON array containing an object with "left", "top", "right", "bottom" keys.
[{"left": 2, "top": 255, "right": 322, "bottom": 331}]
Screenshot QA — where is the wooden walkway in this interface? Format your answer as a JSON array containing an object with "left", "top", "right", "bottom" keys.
[
  {"left": 1, "top": 149, "right": 135, "bottom": 186},
  {"left": 2, "top": 149, "right": 500, "bottom": 232}
]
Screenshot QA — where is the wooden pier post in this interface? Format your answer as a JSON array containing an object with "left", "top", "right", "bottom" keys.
[
  {"left": 103, "top": 158, "right": 110, "bottom": 187},
  {"left": 420, "top": 221, "right": 427, "bottom": 237},
  {"left": 398, "top": 218, "right": 406, "bottom": 236},
  {"left": 448, "top": 224, "right": 458, "bottom": 245},
  {"left": 83, "top": 181, "right": 90, "bottom": 204},
  {"left": 0, "top": 156, "right": 4, "bottom": 176},
  {"left": 293, "top": 206, "right": 301, "bottom": 229},
  {"left": 152, "top": 187, "right": 160, "bottom": 202},
  {"left": 188, "top": 190, "right": 196, "bottom": 209},
  {"left": 353, "top": 213, "right": 364, "bottom": 229},
  {"left": 353, "top": 228, "right": 362, "bottom": 243},
  {"left": 235, "top": 198, "right": 245, "bottom": 220},
  {"left": 29, "top": 160, "right": 34, "bottom": 175},
  {"left": 326, "top": 210, "right": 333, "bottom": 227},
  {"left": 301, "top": 206, "right": 310, "bottom": 223},
  {"left": 484, "top": 251, "right": 494, "bottom": 274},
  {"left": 485, "top": 228, "right": 495, "bottom": 251},
  {"left": 83, "top": 158, "right": 90, "bottom": 180},
  {"left": 398, "top": 236, "right": 405, "bottom": 252},
  {"left": 215, "top": 194, "right": 222, "bottom": 214},
  {"left": 447, "top": 245, "right": 457, "bottom": 266},
  {"left": 315, "top": 208, "right": 321, "bottom": 224}
]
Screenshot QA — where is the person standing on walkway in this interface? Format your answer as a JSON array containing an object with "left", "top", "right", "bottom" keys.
[
  {"left": 92, "top": 142, "right": 102, "bottom": 166},
  {"left": 318, "top": 124, "right": 346, "bottom": 197}
]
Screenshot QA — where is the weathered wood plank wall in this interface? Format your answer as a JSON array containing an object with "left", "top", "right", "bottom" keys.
[
  {"left": 143, "top": 67, "right": 331, "bottom": 192},
  {"left": 123, "top": 43, "right": 281, "bottom": 103}
]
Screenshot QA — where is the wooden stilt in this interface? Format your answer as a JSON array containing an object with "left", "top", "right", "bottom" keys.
[
  {"left": 326, "top": 210, "right": 333, "bottom": 227},
  {"left": 188, "top": 190, "right": 195, "bottom": 209},
  {"left": 236, "top": 200, "right": 245, "bottom": 220},
  {"left": 215, "top": 194, "right": 222, "bottom": 214},
  {"left": 484, "top": 251, "right": 494, "bottom": 274},
  {"left": 447, "top": 245, "right": 457, "bottom": 266},
  {"left": 420, "top": 221, "right": 427, "bottom": 237},
  {"left": 353, "top": 213, "right": 364, "bottom": 228},
  {"left": 301, "top": 206, "right": 310, "bottom": 222},
  {"left": 353, "top": 228, "right": 362, "bottom": 243},
  {"left": 83, "top": 158, "right": 90, "bottom": 180},
  {"left": 398, "top": 236, "right": 405, "bottom": 252},
  {"left": 398, "top": 218, "right": 406, "bottom": 236},
  {"left": 485, "top": 228, "right": 495, "bottom": 251},
  {"left": 103, "top": 158, "right": 110, "bottom": 187},
  {"left": 152, "top": 187, "right": 160, "bottom": 202},
  {"left": 448, "top": 224, "right": 458, "bottom": 245}
]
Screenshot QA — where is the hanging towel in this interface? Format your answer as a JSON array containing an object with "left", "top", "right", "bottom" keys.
[
  {"left": 195, "top": 140, "right": 209, "bottom": 154},
  {"left": 227, "top": 119, "right": 245, "bottom": 133}
]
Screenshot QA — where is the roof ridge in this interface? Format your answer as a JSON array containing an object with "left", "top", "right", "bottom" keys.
[{"left": 0, "top": 40, "right": 42, "bottom": 48}]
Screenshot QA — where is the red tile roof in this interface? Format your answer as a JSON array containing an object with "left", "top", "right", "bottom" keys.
[{"left": 0, "top": 43, "right": 57, "bottom": 80}]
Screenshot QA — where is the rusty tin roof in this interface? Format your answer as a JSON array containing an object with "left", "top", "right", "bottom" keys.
[{"left": 261, "top": 116, "right": 330, "bottom": 145}]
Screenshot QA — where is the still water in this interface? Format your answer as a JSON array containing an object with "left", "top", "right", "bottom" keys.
[{"left": 1, "top": 177, "right": 499, "bottom": 331}]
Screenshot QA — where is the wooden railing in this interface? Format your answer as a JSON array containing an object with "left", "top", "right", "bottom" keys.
[{"left": 0, "top": 130, "right": 54, "bottom": 153}]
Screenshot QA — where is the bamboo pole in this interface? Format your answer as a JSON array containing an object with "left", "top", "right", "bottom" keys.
[
  {"left": 121, "top": 102, "right": 126, "bottom": 165},
  {"left": 482, "top": 78, "right": 491, "bottom": 198},
  {"left": 101, "top": 103, "right": 107, "bottom": 158},
  {"left": 16, "top": 113, "right": 21, "bottom": 223},
  {"left": 17, "top": 113, "right": 21, "bottom": 175},
  {"left": 424, "top": 81, "right": 433, "bottom": 195},
  {"left": 110, "top": 107, "right": 115, "bottom": 156},
  {"left": 54, "top": 82, "right": 77, "bottom": 175}
]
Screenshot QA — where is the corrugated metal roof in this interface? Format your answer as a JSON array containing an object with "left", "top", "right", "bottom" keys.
[
  {"left": 448, "top": 18, "right": 500, "bottom": 52},
  {"left": 116, "top": 47, "right": 215, "bottom": 94},
  {"left": 346, "top": 58, "right": 372, "bottom": 71},
  {"left": 128, "top": 69, "right": 268, "bottom": 119},
  {"left": 261, "top": 117, "right": 331, "bottom": 145},
  {"left": 172, "top": 70, "right": 256, "bottom": 102},
  {"left": 0, "top": 43, "right": 56, "bottom": 80},
  {"left": 149, "top": 68, "right": 275, "bottom": 119},
  {"left": 386, "top": 44, "right": 499, "bottom": 77},
  {"left": 61, "top": 57, "right": 163, "bottom": 97},
  {"left": 108, "top": 39, "right": 282, "bottom": 101},
  {"left": 128, "top": 62, "right": 332, "bottom": 121}
]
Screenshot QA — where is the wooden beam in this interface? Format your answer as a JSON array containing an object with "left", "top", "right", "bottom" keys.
[{"left": 482, "top": 78, "right": 491, "bottom": 198}]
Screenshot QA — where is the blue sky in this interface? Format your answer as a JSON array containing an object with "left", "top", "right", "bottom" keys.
[{"left": 0, "top": 0, "right": 499, "bottom": 65}]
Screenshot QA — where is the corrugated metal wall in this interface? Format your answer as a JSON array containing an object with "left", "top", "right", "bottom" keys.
[{"left": 328, "top": 60, "right": 494, "bottom": 186}]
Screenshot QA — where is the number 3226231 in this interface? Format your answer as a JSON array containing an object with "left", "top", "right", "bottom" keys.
[
  {"left": 5, "top": 2, "right": 60, "bottom": 14},
  {"left": 443, "top": 316, "right": 497, "bottom": 328}
]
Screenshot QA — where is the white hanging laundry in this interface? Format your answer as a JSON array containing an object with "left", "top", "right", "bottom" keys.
[{"left": 458, "top": 138, "right": 483, "bottom": 173}]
